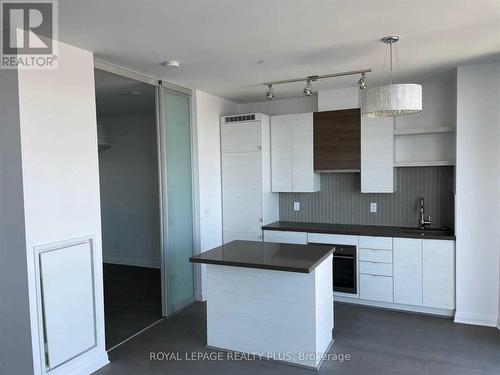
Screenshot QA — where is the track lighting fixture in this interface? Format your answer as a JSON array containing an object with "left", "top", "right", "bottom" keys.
[
  {"left": 265, "top": 84, "right": 274, "bottom": 100},
  {"left": 263, "top": 69, "right": 371, "bottom": 100},
  {"left": 358, "top": 72, "right": 367, "bottom": 90},
  {"left": 303, "top": 78, "right": 313, "bottom": 96}
]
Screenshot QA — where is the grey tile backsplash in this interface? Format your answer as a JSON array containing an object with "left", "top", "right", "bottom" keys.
[{"left": 279, "top": 167, "right": 455, "bottom": 228}]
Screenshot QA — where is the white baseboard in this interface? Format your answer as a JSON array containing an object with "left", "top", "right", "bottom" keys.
[
  {"left": 48, "top": 349, "right": 109, "bottom": 375},
  {"left": 334, "top": 295, "right": 455, "bottom": 317},
  {"left": 454, "top": 311, "right": 498, "bottom": 327},
  {"left": 103, "top": 256, "right": 160, "bottom": 269}
]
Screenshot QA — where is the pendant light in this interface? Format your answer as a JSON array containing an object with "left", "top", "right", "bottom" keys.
[{"left": 361, "top": 36, "right": 422, "bottom": 117}]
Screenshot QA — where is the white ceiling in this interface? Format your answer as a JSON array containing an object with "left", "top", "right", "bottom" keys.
[
  {"left": 60, "top": 0, "right": 500, "bottom": 103},
  {"left": 94, "top": 69, "right": 155, "bottom": 117}
]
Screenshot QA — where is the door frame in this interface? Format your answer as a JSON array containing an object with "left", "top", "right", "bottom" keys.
[{"left": 95, "top": 60, "right": 200, "bottom": 319}]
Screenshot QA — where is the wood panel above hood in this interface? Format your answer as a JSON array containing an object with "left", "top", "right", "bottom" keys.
[{"left": 313, "top": 109, "right": 361, "bottom": 172}]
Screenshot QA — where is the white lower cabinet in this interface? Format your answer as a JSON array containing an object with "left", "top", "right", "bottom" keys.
[
  {"left": 358, "top": 236, "right": 394, "bottom": 303},
  {"left": 423, "top": 240, "right": 455, "bottom": 309},
  {"left": 307, "top": 233, "right": 358, "bottom": 246},
  {"left": 262, "top": 230, "right": 308, "bottom": 244},
  {"left": 360, "top": 274, "right": 393, "bottom": 302},
  {"left": 359, "top": 248, "right": 392, "bottom": 263},
  {"left": 393, "top": 238, "right": 423, "bottom": 306},
  {"left": 262, "top": 230, "right": 455, "bottom": 314},
  {"left": 359, "top": 261, "right": 392, "bottom": 276}
]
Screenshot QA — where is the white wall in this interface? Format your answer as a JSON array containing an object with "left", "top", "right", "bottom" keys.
[
  {"left": 192, "top": 90, "right": 238, "bottom": 300},
  {"left": 455, "top": 62, "right": 500, "bottom": 328},
  {"left": 0, "top": 68, "right": 34, "bottom": 375},
  {"left": 98, "top": 114, "right": 160, "bottom": 268},
  {"left": 16, "top": 41, "right": 108, "bottom": 373},
  {"left": 318, "top": 86, "right": 359, "bottom": 111},
  {"left": 238, "top": 95, "right": 317, "bottom": 115}
]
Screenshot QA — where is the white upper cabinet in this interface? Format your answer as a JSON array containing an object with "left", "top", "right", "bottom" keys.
[
  {"left": 361, "top": 117, "right": 394, "bottom": 193},
  {"left": 270, "top": 115, "right": 293, "bottom": 192},
  {"left": 271, "top": 113, "right": 320, "bottom": 193}
]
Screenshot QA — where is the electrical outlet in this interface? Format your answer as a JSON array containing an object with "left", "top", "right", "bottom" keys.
[
  {"left": 370, "top": 202, "right": 377, "bottom": 213},
  {"left": 293, "top": 202, "right": 300, "bottom": 211}
]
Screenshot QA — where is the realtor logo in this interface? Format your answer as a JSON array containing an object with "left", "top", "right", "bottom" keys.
[{"left": 1, "top": 0, "right": 58, "bottom": 69}]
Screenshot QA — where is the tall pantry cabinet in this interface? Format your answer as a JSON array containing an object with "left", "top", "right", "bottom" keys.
[{"left": 220, "top": 114, "right": 279, "bottom": 243}]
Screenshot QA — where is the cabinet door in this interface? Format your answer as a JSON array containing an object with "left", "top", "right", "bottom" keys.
[
  {"left": 361, "top": 117, "right": 394, "bottom": 193},
  {"left": 292, "top": 113, "right": 320, "bottom": 192},
  {"left": 313, "top": 109, "right": 360, "bottom": 171},
  {"left": 222, "top": 152, "right": 262, "bottom": 235},
  {"left": 393, "top": 238, "right": 422, "bottom": 306},
  {"left": 360, "top": 274, "right": 393, "bottom": 302},
  {"left": 263, "top": 230, "right": 308, "bottom": 244},
  {"left": 423, "top": 240, "right": 455, "bottom": 309},
  {"left": 270, "top": 115, "right": 293, "bottom": 192},
  {"left": 221, "top": 122, "right": 261, "bottom": 153}
]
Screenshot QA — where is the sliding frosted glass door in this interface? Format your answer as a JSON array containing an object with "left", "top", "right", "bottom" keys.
[{"left": 159, "top": 88, "right": 195, "bottom": 315}]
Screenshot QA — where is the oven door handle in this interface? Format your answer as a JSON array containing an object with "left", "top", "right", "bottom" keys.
[{"left": 333, "top": 255, "right": 354, "bottom": 259}]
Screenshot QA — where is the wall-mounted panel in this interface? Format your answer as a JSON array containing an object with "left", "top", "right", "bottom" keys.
[{"left": 37, "top": 238, "right": 96, "bottom": 370}]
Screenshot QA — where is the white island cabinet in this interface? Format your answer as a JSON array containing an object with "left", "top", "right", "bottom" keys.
[{"left": 190, "top": 240, "right": 334, "bottom": 370}]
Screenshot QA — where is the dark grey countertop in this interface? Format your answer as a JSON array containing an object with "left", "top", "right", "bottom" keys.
[
  {"left": 189, "top": 240, "right": 334, "bottom": 273},
  {"left": 262, "top": 221, "right": 455, "bottom": 240}
]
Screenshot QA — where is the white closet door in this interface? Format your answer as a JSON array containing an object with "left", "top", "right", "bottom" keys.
[
  {"left": 221, "top": 122, "right": 261, "bottom": 153},
  {"left": 292, "top": 113, "right": 318, "bottom": 192},
  {"left": 270, "top": 115, "right": 293, "bottom": 192},
  {"left": 40, "top": 241, "right": 96, "bottom": 369}
]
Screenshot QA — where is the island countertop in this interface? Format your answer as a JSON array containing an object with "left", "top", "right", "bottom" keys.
[{"left": 189, "top": 240, "right": 333, "bottom": 273}]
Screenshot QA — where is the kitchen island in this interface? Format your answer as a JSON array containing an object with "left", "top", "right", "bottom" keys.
[{"left": 189, "top": 240, "right": 334, "bottom": 369}]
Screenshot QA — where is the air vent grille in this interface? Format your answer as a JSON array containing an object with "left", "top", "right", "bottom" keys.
[{"left": 224, "top": 114, "right": 256, "bottom": 123}]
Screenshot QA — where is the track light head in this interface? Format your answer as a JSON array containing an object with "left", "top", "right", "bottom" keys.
[
  {"left": 266, "top": 84, "right": 274, "bottom": 100},
  {"left": 358, "top": 73, "right": 367, "bottom": 89},
  {"left": 303, "top": 79, "right": 313, "bottom": 97}
]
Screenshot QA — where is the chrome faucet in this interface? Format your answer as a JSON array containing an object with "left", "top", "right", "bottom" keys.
[{"left": 419, "top": 197, "right": 431, "bottom": 230}]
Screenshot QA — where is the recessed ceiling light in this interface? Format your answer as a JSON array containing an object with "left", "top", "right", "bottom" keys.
[{"left": 162, "top": 60, "right": 181, "bottom": 68}]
